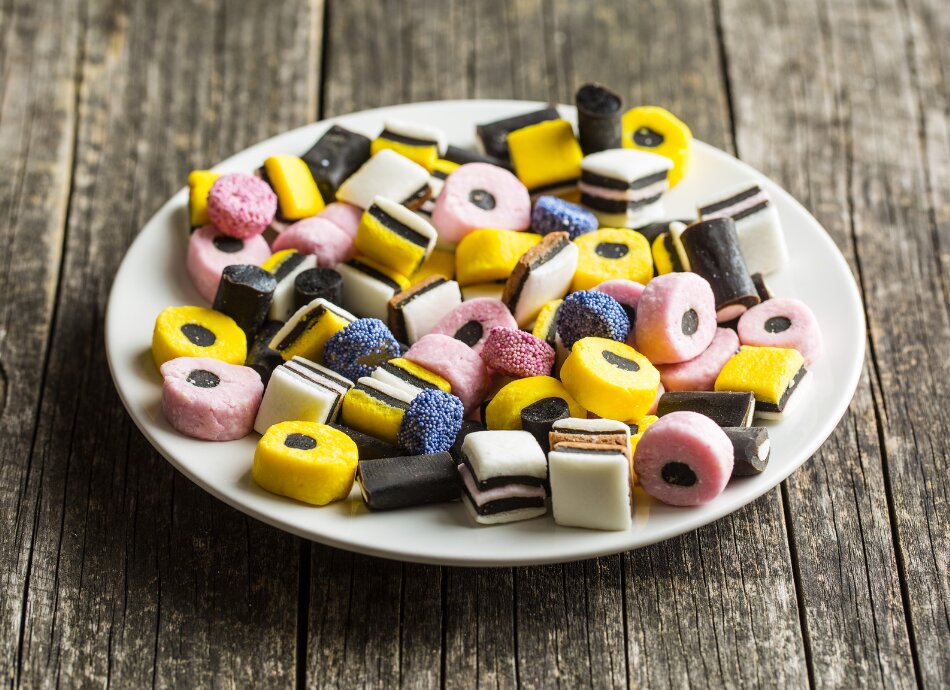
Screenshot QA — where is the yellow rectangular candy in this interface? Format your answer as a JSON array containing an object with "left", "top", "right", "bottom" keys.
[
  {"left": 188, "top": 170, "right": 220, "bottom": 227},
  {"left": 508, "top": 120, "right": 583, "bottom": 195},
  {"left": 264, "top": 154, "right": 325, "bottom": 220}
]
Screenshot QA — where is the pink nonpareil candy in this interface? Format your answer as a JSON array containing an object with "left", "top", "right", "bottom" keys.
[
  {"left": 160, "top": 357, "right": 264, "bottom": 441},
  {"left": 206, "top": 173, "right": 277, "bottom": 239},
  {"left": 634, "top": 411, "right": 733, "bottom": 506},
  {"left": 737, "top": 297, "right": 823, "bottom": 366},
  {"left": 271, "top": 217, "right": 355, "bottom": 267},
  {"left": 479, "top": 327, "right": 555, "bottom": 378},
  {"left": 635, "top": 273, "right": 716, "bottom": 364},
  {"left": 658, "top": 327, "right": 740, "bottom": 392},
  {"left": 429, "top": 298, "right": 519, "bottom": 353},
  {"left": 186, "top": 224, "right": 271, "bottom": 302},
  {"left": 431, "top": 163, "right": 531, "bottom": 245},
  {"left": 403, "top": 334, "right": 491, "bottom": 414}
]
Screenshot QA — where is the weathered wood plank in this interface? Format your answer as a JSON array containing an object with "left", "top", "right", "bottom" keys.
[
  {"left": 0, "top": 0, "right": 81, "bottom": 683},
  {"left": 14, "top": 0, "right": 322, "bottom": 687},
  {"left": 720, "top": 0, "right": 947, "bottom": 685}
]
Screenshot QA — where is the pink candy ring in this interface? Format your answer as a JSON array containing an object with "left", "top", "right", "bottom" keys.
[
  {"left": 404, "top": 334, "right": 491, "bottom": 413},
  {"left": 430, "top": 298, "right": 519, "bottom": 353},
  {"left": 160, "top": 357, "right": 264, "bottom": 441},
  {"left": 594, "top": 279, "right": 645, "bottom": 346},
  {"left": 431, "top": 163, "right": 531, "bottom": 245},
  {"left": 480, "top": 327, "right": 555, "bottom": 378},
  {"left": 737, "top": 298, "right": 823, "bottom": 365},
  {"left": 206, "top": 173, "right": 277, "bottom": 239},
  {"left": 271, "top": 217, "right": 355, "bottom": 267},
  {"left": 635, "top": 273, "right": 716, "bottom": 364},
  {"left": 634, "top": 411, "right": 733, "bottom": 507},
  {"left": 658, "top": 327, "right": 740, "bottom": 392},
  {"left": 318, "top": 201, "right": 363, "bottom": 238},
  {"left": 186, "top": 224, "right": 271, "bottom": 302}
]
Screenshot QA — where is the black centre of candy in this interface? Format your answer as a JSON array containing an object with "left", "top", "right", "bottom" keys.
[
  {"left": 186, "top": 369, "right": 220, "bottom": 388},
  {"left": 595, "top": 242, "right": 629, "bottom": 259},
  {"left": 522, "top": 396, "right": 570, "bottom": 423},
  {"left": 602, "top": 350, "right": 640, "bottom": 372},
  {"left": 681, "top": 309, "right": 699, "bottom": 336},
  {"left": 284, "top": 433, "right": 317, "bottom": 451},
  {"left": 180, "top": 323, "right": 217, "bottom": 347},
  {"left": 633, "top": 127, "right": 664, "bottom": 148},
  {"left": 213, "top": 235, "right": 245, "bottom": 253},
  {"left": 468, "top": 189, "right": 496, "bottom": 210},
  {"left": 620, "top": 304, "right": 637, "bottom": 329},
  {"left": 661, "top": 461, "right": 697, "bottom": 487},
  {"left": 454, "top": 320, "right": 484, "bottom": 346},
  {"left": 765, "top": 316, "right": 792, "bottom": 333}
]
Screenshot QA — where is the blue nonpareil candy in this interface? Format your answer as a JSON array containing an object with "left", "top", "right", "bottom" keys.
[
  {"left": 397, "top": 388, "right": 464, "bottom": 455},
  {"left": 556, "top": 290, "right": 631, "bottom": 349},
  {"left": 322, "top": 318, "right": 400, "bottom": 382},
  {"left": 531, "top": 195, "right": 599, "bottom": 240}
]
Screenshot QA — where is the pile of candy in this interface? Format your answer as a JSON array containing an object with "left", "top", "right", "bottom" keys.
[{"left": 151, "top": 84, "right": 823, "bottom": 531}]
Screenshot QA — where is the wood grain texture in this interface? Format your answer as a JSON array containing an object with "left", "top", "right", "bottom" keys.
[{"left": 12, "top": 0, "right": 321, "bottom": 687}]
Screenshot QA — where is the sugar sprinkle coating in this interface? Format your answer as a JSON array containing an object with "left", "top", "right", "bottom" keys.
[
  {"left": 556, "top": 290, "right": 631, "bottom": 349},
  {"left": 206, "top": 173, "right": 277, "bottom": 239},
  {"left": 322, "top": 318, "right": 400, "bottom": 382},
  {"left": 397, "top": 389, "right": 464, "bottom": 455},
  {"left": 480, "top": 327, "right": 555, "bottom": 378},
  {"left": 530, "top": 195, "right": 598, "bottom": 240}
]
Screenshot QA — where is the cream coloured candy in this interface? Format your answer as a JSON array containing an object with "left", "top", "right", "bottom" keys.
[
  {"left": 549, "top": 444, "right": 632, "bottom": 531},
  {"left": 206, "top": 173, "right": 277, "bottom": 239},
  {"left": 388, "top": 276, "right": 463, "bottom": 344},
  {"left": 160, "top": 357, "right": 263, "bottom": 441},
  {"left": 430, "top": 297, "right": 519, "bottom": 353},
  {"left": 262, "top": 249, "right": 319, "bottom": 320},
  {"left": 336, "top": 149, "right": 431, "bottom": 210},
  {"left": 634, "top": 273, "right": 717, "bottom": 364},
  {"left": 737, "top": 298, "right": 823, "bottom": 366},
  {"left": 336, "top": 256, "right": 410, "bottom": 321},
  {"left": 270, "top": 217, "right": 355, "bottom": 267},
  {"left": 404, "top": 334, "right": 491, "bottom": 413},
  {"left": 370, "top": 118, "right": 447, "bottom": 171},
  {"left": 579, "top": 148, "right": 672, "bottom": 227},
  {"left": 634, "top": 411, "right": 733, "bottom": 506},
  {"left": 503, "top": 232, "right": 579, "bottom": 328},
  {"left": 657, "top": 327, "right": 740, "bottom": 392},
  {"left": 431, "top": 163, "right": 531, "bottom": 245},
  {"left": 253, "top": 356, "right": 353, "bottom": 434},
  {"left": 186, "top": 225, "right": 271, "bottom": 302}
]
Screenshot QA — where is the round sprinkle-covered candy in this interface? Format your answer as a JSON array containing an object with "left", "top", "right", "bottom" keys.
[
  {"left": 594, "top": 279, "right": 644, "bottom": 345},
  {"left": 484, "top": 376, "right": 586, "bottom": 430},
  {"left": 621, "top": 106, "right": 693, "bottom": 188},
  {"left": 206, "top": 173, "right": 277, "bottom": 239},
  {"left": 633, "top": 411, "right": 733, "bottom": 506},
  {"left": 480, "top": 327, "right": 555, "bottom": 378},
  {"left": 404, "top": 334, "right": 491, "bottom": 413},
  {"left": 152, "top": 305, "right": 247, "bottom": 369},
  {"left": 556, "top": 290, "right": 631, "bottom": 349},
  {"left": 432, "top": 163, "right": 532, "bottom": 245},
  {"left": 530, "top": 195, "right": 598, "bottom": 240},
  {"left": 559, "top": 337, "right": 660, "bottom": 421},
  {"left": 634, "top": 273, "right": 717, "bottom": 364},
  {"left": 737, "top": 298, "right": 823, "bottom": 366},
  {"left": 454, "top": 228, "right": 541, "bottom": 286},
  {"left": 429, "top": 298, "right": 518, "bottom": 353},
  {"left": 252, "top": 421, "right": 358, "bottom": 506},
  {"left": 658, "top": 327, "right": 740, "bottom": 392},
  {"left": 571, "top": 228, "right": 653, "bottom": 291},
  {"left": 397, "top": 388, "right": 464, "bottom": 455},
  {"left": 271, "top": 217, "right": 355, "bottom": 267},
  {"left": 186, "top": 224, "right": 271, "bottom": 302},
  {"left": 322, "top": 318, "right": 400, "bottom": 382}
]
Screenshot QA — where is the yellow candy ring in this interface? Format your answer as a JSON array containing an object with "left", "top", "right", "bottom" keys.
[
  {"left": 152, "top": 305, "right": 246, "bottom": 369},
  {"left": 560, "top": 337, "right": 659, "bottom": 421},
  {"left": 571, "top": 228, "right": 653, "bottom": 291},
  {"left": 484, "top": 376, "right": 586, "bottom": 430},
  {"left": 252, "top": 421, "right": 358, "bottom": 506},
  {"left": 622, "top": 106, "right": 693, "bottom": 187}
]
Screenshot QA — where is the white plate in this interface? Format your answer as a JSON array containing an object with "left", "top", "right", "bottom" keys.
[{"left": 106, "top": 100, "right": 865, "bottom": 566}]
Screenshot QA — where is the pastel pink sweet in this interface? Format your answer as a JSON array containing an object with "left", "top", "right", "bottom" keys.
[
  {"left": 404, "top": 334, "right": 491, "bottom": 413},
  {"left": 271, "top": 217, "right": 355, "bottom": 267},
  {"left": 430, "top": 298, "right": 519, "bottom": 353},
  {"left": 634, "top": 411, "right": 733, "bottom": 507},
  {"left": 431, "top": 163, "right": 531, "bottom": 244},
  {"left": 658, "top": 327, "right": 740, "bottom": 392},
  {"left": 737, "top": 298, "right": 823, "bottom": 366},
  {"left": 479, "top": 327, "right": 555, "bottom": 378},
  {"left": 318, "top": 202, "right": 362, "bottom": 238},
  {"left": 648, "top": 382, "right": 664, "bottom": 416},
  {"left": 458, "top": 463, "right": 547, "bottom": 505},
  {"left": 160, "top": 357, "right": 264, "bottom": 441},
  {"left": 206, "top": 173, "right": 278, "bottom": 239},
  {"left": 635, "top": 273, "right": 717, "bottom": 364},
  {"left": 187, "top": 224, "right": 272, "bottom": 302},
  {"left": 594, "top": 279, "right": 645, "bottom": 346}
]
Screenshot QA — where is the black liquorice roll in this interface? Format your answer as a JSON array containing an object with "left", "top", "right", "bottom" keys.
[
  {"left": 212, "top": 264, "right": 277, "bottom": 340},
  {"left": 575, "top": 83, "right": 624, "bottom": 154},
  {"left": 301, "top": 124, "right": 372, "bottom": 202},
  {"left": 751, "top": 272, "right": 772, "bottom": 302},
  {"left": 680, "top": 218, "right": 760, "bottom": 323},
  {"left": 358, "top": 451, "right": 460, "bottom": 510},
  {"left": 294, "top": 267, "right": 343, "bottom": 311},
  {"left": 724, "top": 426, "right": 771, "bottom": 476},
  {"left": 520, "top": 397, "right": 571, "bottom": 454},
  {"left": 656, "top": 390, "right": 755, "bottom": 427}
]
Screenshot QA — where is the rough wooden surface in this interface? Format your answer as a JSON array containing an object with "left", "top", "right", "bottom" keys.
[{"left": 0, "top": 0, "right": 947, "bottom": 687}]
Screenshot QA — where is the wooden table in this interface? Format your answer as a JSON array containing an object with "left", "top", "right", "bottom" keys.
[{"left": 1, "top": 0, "right": 947, "bottom": 686}]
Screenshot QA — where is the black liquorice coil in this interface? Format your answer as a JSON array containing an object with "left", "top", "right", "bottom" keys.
[
  {"left": 212, "top": 264, "right": 277, "bottom": 340},
  {"left": 294, "top": 267, "right": 343, "bottom": 310}
]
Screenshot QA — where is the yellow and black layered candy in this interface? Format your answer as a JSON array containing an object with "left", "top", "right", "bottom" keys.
[
  {"left": 354, "top": 197, "right": 437, "bottom": 277},
  {"left": 714, "top": 345, "right": 807, "bottom": 419},
  {"left": 268, "top": 297, "right": 356, "bottom": 363},
  {"left": 340, "top": 377, "right": 415, "bottom": 446}
]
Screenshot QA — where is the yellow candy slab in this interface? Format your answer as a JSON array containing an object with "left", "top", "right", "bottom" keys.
[
  {"left": 622, "top": 106, "right": 693, "bottom": 187},
  {"left": 340, "top": 379, "right": 412, "bottom": 445},
  {"left": 269, "top": 298, "right": 354, "bottom": 363},
  {"left": 410, "top": 247, "right": 456, "bottom": 283},
  {"left": 264, "top": 154, "right": 325, "bottom": 220},
  {"left": 455, "top": 229, "right": 541, "bottom": 285},
  {"left": 252, "top": 421, "right": 358, "bottom": 506},
  {"left": 371, "top": 136, "right": 439, "bottom": 172},
  {"left": 388, "top": 358, "right": 452, "bottom": 393},
  {"left": 508, "top": 119, "right": 583, "bottom": 195},
  {"left": 560, "top": 337, "right": 659, "bottom": 421},
  {"left": 187, "top": 170, "right": 220, "bottom": 227},
  {"left": 151, "top": 305, "right": 246, "bottom": 369},
  {"left": 485, "top": 376, "right": 586, "bottom": 430},
  {"left": 571, "top": 228, "right": 653, "bottom": 291},
  {"left": 715, "top": 345, "right": 805, "bottom": 406}
]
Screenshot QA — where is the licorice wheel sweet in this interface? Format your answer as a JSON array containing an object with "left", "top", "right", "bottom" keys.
[
  {"left": 737, "top": 297, "right": 823, "bottom": 365},
  {"left": 484, "top": 375, "right": 586, "bottom": 430},
  {"left": 152, "top": 305, "right": 247, "bottom": 369},
  {"left": 430, "top": 298, "right": 519, "bottom": 353},
  {"left": 520, "top": 397, "right": 571, "bottom": 453},
  {"left": 724, "top": 426, "right": 771, "bottom": 477},
  {"left": 571, "top": 228, "right": 653, "bottom": 291},
  {"left": 650, "top": 231, "right": 684, "bottom": 275},
  {"left": 634, "top": 272, "right": 717, "bottom": 364},
  {"left": 186, "top": 225, "right": 271, "bottom": 302},
  {"left": 431, "top": 163, "right": 532, "bottom": 245},
  {"left": 293, "top": 267, "right": 343, "bottom": 310},
  {"left": 621, "top": 106, "right": 693, "bottom": 188}
]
